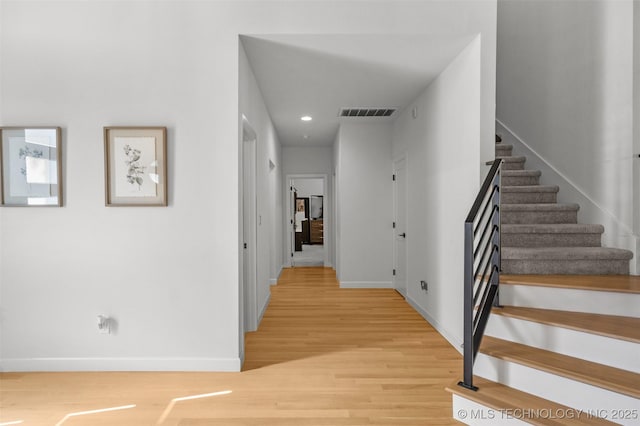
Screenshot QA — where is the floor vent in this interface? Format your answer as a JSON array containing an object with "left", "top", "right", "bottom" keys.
[{"left": 339, "top": 107, "right": 397, "bottom": 118}]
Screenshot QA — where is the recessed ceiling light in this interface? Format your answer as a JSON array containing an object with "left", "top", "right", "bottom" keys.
[
  {"left": 303, "top": 134, "right": 309, "bottom": 139},
  {"left": 301, "top": 116, "right": 312, "bottom": 121}
]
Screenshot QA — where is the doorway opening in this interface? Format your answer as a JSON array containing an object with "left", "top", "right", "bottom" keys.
[{"left": 287, "top": 175, "right": 329, "bottom": 267}]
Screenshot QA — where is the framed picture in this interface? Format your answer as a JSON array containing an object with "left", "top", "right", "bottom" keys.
[
  {"left": 104, "top": 127, "right": 167, "bottom": 206},
  {"left": 0, "top": 127, "right": 63, "bottom": 206},
  {"left": 296, "top": 198, "right": 306, "bottom": 214}
]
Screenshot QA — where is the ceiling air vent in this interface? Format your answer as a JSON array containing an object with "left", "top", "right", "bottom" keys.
[{"left": 339, "top": 107, "right": 397, "bottom": 118}]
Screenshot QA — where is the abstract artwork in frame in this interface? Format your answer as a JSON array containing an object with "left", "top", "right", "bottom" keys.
[
  {"left": 104, "top": 127, "right": 167, "bottom": 206},
  {"left": 0, "top": 127, "right": 63, "bottom": 206}
]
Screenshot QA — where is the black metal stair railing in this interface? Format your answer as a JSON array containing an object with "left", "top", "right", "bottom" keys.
[{"left": 458, "top": 159, "right": 502, "bottom": 391}]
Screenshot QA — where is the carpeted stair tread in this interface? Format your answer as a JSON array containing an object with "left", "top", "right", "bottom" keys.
[
  {"left": 446, "top": 377, "right": 616, "bottom": 425},
  {"left": 502, "top": 170, "right": 542, "bottom": 177},
  {"left": 486, "top": 156, "right": 526, "bottom": 165},
  {"left": 502, "top": 185, "right": 559, "bottom": 193},
  {"left": 502, "top": 224, "right": 604, "bottom": 234},
  {"left": 496, "top": 143, "right": 513, "bottom": 150},
  {"left": 487, "top": 155, "right": 526, "bottom": 162},
  {"left": 496, "top": 144, "right": 513, "bottom": 156},
  {"left": 480, "top": 336, "right": 640, "bottom": 399},
  {"left": 502, "top": 224, "right": 603, "bottom": 247},
  {"left": 501, "top": 203, "right": 579, "bottom": 212},
  {"left": 502, "top": 203, "right": 580, "bottom": 225},
  {"left": 502, "top": 170, "right": 543, "bottom": 186},
  {"left": 502, "top": 247, "right": 633, "bottom": 261},
  {"left": 502, "top": 186, "right": 559, "bottom": 204}
]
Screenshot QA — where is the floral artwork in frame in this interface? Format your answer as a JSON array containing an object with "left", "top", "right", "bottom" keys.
[
  {"left": 104, "top": 127, "right": 167, "bottom": 206},
  {"left": 0, "top": 127, "right": 63, "bottom": 206}
]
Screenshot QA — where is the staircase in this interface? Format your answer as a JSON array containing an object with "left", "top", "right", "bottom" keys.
[
  {"left": 495, "top": 136, "right": 633, "bottom": 275},
  {"left": 448, "top": 135, "right": 640, "bottom": 425}
]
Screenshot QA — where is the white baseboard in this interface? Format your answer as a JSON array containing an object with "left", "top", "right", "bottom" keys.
[
  {"left": 270, "top": 265, "right": 284, "bottom": 285},
  {"left": 0, "top": 357, "right": 241, "bottom": 372},
  {"left": 496, "top": 119, "right": 638, "bottom": 274},
  {"left": 339, "top": 281, "right": 393, "bottom": 289},
  {"left": 258, "top": 292, "right": 271, "bottom": 325},
  {"left": 405, "top": 294, "right": 463, "bottom": 354}
]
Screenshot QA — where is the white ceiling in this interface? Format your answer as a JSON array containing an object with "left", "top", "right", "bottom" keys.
[{"left": 241, "top": 34, "right": 476, "bottom": 147}]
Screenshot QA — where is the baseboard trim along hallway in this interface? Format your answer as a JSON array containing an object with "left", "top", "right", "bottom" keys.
[{"left": 339, "top": 281, "right": 393, "bottom": 288}]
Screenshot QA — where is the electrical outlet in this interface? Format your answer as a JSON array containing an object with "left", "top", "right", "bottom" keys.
[
  {"left": 420, "top": 280, "right": 428, "bottom": 292},
  {"left": 97, "top": 315, "right": 111, "bottom": 334}
]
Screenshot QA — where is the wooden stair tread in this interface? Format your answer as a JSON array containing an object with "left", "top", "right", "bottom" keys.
[
  {"left": 501, "top": 274, "right": 640, "bottom": 294},
  {"left": 480, "top": 336, "right": 640, "bottom": 399},
  {"left": 446, "top": 377, "right": 616, "bottom": 425},
  {"left": 492, "top": 306, "right": 640, "bottom": 343}
]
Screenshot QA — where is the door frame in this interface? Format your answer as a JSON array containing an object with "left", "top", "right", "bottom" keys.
[
  {"left": 393, "top": 155, "right": 408, "bottom": 296},
  {"left": 285, "top": 174, "right": 330, "bottom": 268},
  {"left": 240, "top": 115, "right": 258, "bottom": 361}
]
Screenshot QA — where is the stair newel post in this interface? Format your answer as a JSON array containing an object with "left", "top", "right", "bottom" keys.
[{"left": 460, "top": 221, "right": 477, "bottom": 391}]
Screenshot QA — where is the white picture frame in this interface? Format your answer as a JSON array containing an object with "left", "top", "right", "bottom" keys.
[{"left": 0, "top": 127, "right": 63, "bottom": 207}]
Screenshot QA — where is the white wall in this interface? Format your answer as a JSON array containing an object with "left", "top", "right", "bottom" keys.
[
  {"left": 634, "top": 1, "right": 640, "bottom": 273},
  {"left": 335, "top": 123, "right": 393, "bottom": 288},
  {"left": 392, "top": 37, "right": 481, "bottom": 349},
  {"left": 282, "top": 146, "right": 333, "bottom": 176},
  {"left": 0, "top": 0, "right": 496, "bottom": 371},
  {"left": 0, "top": 0, "right": 4, "bottom": 359},
  {"left": 239, "top": 43, "right": 283, "bottom": 325},
  {"left": 293, "top": 178, "right": 323, "bottom": 198},
  {"left": 1, "top": 2, "right": 245, "bottom": 372},
  {"left": 497, "top": 0, "right": 637, "bottom": 271}
]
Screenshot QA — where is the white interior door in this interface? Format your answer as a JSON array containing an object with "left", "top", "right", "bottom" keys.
[
  {"left": 393, "top": 157, "right": 408, "bottom": 297},
  {"left": 242, "top": 122, "right": 257, "bottom": 333}
]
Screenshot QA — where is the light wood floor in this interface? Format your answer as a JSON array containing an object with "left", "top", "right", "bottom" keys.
[{"left": 0, "top": 267, "right": 461, "bottom": 425}]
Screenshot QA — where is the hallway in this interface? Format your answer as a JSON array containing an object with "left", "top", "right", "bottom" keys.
[
  {"left": 242, "top": 267, "right": 462, "bottom": 423},
  {"left": 0, "top": 267, "right": 461, "bottom": 425},
  {"left": 292, "top": 244, "right": 325, "bottom": 267}
]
